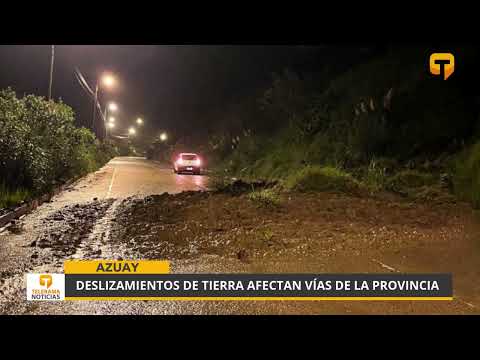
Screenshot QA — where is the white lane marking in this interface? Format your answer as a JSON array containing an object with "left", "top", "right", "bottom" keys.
[
  {"left": 372, "top": 259, "right": 399, "bottom": 272},
  {"left": 106, "top": 167, "right": 117, "bottom": 198},
  {"left": 371, "top": 258, "right": 477, "bottom": 309},
  {"left": 457, "top": 299, "right": 476, "bottom": 309}
]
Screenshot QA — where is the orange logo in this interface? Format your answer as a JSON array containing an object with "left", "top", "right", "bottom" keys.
[
  {"left": 429, "top": 53, "right": 455, "bottom": 80},
  {"left": 39, "top": 274, "right": 53, "bottom": 288}
]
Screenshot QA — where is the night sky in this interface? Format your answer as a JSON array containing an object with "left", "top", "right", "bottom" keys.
[{"left": 0, "top": 45, "right": 372, "bottom": 138}]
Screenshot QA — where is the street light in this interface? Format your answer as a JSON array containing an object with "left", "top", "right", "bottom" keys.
[
  {"left": 160, "top": 132, "right": 168, "bottom": 141},
  {"left": 108, "top": 102, "right": 118, "bottom": 111},
  {"left": 102, "top": 74, "right": 116, "bottom": 88},
  {"left": 105, "top": 121, "right": 115, "bottom": 139},
  {"left": 128, "top": 127, "right": 136, "bottom": 135},
  {"left": 104, "top": 102, "right": 117, "bottom": 140},
  {"left": 93, "top": 73, "right": 116, "bottom": 139},
  {"left": 136, "top": 118, "right": 143, "bottom": 125}
]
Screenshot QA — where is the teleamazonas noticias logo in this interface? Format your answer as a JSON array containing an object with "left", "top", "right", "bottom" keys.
[{"left": 26, "top": 273, "right": 65, "bottom": 301}]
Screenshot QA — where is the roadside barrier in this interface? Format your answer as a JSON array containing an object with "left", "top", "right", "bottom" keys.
[{"left": 0, "top": 177, "right": 79, "bottom": 232}]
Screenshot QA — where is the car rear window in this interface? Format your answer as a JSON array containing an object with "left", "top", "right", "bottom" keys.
[{"left": 181, "top": 154, "right": 197, "bottom": 160}]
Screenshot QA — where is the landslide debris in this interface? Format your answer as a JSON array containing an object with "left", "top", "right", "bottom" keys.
[
  {"left": 33, "top": 199, "right": 115, "bottom": 258},
  {"left": 110, "top": 188, "right": 469, "bottom": 263}
]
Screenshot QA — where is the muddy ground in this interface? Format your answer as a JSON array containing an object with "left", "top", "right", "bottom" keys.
[
  {"left": 107, "top": 188, "right": 480, "bottom": 314},
  {"left": 111, "top": 189, "right": 476, "bottom": 264},
  {"left": 1, "top": 174, "right": 480, "bottom": 314}
]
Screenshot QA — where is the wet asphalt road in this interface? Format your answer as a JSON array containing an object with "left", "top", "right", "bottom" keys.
[
  {"left": 71, "top": 156, "right": 209, "bottom": 200},
  {"left": 1, "top": 157, "right": 478, "bottom": 314}
]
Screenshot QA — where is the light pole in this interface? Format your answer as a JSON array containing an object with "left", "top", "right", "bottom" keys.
[
  {"left": 92, "top": 74, "right": 116, "bottom": 139},
  {"left": 92, "top": 83, "right": 99, "bottom": 134},
  {"left": 103, "top": 102, "right": 117, "bottom": 139},
  {"left": 134, "top": 118, "right": 144, "bottom": 140},
  {"left": 106, "top": 122, "right": 115, "bottom": 138},
  {"left": 48, "top": 45, "right": 55, "bottom": 100}
]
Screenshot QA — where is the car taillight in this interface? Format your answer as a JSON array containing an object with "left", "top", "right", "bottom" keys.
[
  {"left": 177, "top": 158, "right": 183, "bottom": 165},
  {"left": 195, "top": 158, "right": 201, "bottom": 166}
]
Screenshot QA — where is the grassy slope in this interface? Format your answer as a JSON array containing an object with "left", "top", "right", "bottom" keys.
[
  {"left": 214, "top": 47, "right": 479, "bottom": 206},
  {"left": 0, "top": 183, "right": 30, "bottom": 209}
]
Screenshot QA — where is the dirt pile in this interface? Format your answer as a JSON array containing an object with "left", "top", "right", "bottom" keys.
[
  {"left": 32, "top": 199, "right": 114, "bottom": 259},
  {"left": 110, "top": 189, "right": 474, "bottom": 265}
]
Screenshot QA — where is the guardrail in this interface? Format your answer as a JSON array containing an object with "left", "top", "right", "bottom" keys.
[{"left": 0, "top": 177, "right": 79, "bottom": 232}]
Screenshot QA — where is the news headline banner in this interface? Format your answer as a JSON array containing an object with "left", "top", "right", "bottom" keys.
[{"left": 63, "top": 262, "right": 452, "bottom": 301}]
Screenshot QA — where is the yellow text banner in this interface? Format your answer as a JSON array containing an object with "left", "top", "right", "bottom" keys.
[{"left": 64, "top": 260, "right": 170, "bottom": 274}]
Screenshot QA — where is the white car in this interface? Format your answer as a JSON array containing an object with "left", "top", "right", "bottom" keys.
[{"left": 173, "top": 153, "right": 202, "bottom": 175}]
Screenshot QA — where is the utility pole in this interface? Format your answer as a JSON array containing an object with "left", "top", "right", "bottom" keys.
[
  {"left": 92, "top": 82, "right": 99, "bottom": 137},
  {"left": 48, "top": 45, "right": 55, "bottom": 100},
  {"left": 103, "top": 106, "right": 108, "bottom": 140}
]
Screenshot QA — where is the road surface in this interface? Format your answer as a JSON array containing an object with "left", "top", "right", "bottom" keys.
[
  {"left": 0, "top": 157, "right": 478, "bottom": 314},
  {"left": 64, "top": 156, "right": 208, "bottom": 201}
]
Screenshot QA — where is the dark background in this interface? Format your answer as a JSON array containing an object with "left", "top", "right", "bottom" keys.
[{"left": 0, "top": 45, "right": 377, "bottom": 138}]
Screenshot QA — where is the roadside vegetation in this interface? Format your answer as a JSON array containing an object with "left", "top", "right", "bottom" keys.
[
  {"left": 0, "top": 183, "right": 30, "bottom": 209},
  {"left": 284, "top": 166, "right": 363, "bottom": 194},
  {"left": 247, "top": 188, "right": 282, "bottom": 208},
  {"left": 198, "top": 46, "right": 480, "bottom": 208},
  {"left": 452, "top": 142, "right": 480, "bottom": 208},
  {"left": 0, "top": 88, "right": 118, "bottom": 210}
]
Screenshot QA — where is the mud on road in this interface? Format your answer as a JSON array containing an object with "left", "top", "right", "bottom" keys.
[
  {"left": 34, "top": 199, "right": 115, "bottom": 258},
  {"left": 0, "top": 198, "right": 118, "bottom": 313},
  {"left": 107, "top": 188, "right": 480, "bottom": 314},
  {"left": 1, "top": 177, "right": 480, "bottom": 314},
  {"left": 111, "top": 189, "right": 480, "bottom": 266}
]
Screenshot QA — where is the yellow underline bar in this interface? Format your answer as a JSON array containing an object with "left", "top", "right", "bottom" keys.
[
  {"left": 65, "top": 297, "right": 453, "bottom": 301},
  {"left": 64, "top": 260, "right": 170, "bottom": 274}
]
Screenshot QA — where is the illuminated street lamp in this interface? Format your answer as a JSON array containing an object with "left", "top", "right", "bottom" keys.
[
  {"left": 105, "top": 120, "right": 115, "bottom": 139},
  {"left": 93, "top": 73, "right": 116, "bottom": 139},
  {"left": 102, "top": 74, "right": 116, "bottom": 88},
  {"left": 108, "top": 102, "right": 118, "bottom": 111},
  {"left": 136, "top": 117, "right": 144, "bottom": 125},
  {"left": 160, "top": 132, "right": 168, "bottom": 142},
  {"left": 128, "top": 127, "right": 136, "bottom": 136},
  {"left": 103, "top": 101, "right": 118, "bottom": 139}
]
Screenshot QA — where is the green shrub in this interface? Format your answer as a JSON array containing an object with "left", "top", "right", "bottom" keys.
[
  {"left": 305, "top": 132, "right": 349, "bottom": 167},
  {"left": 95, "top": 140, "right": 118, "bottom": 168},
  {"left": 221, "top": 128, "right": 309, "bottom": 181},
  {"left": 347, "top": 110, "right": 389, "bottom": 162},
  {"left": 247, "top": 188, "right": 282, "bottom": 207},
  {"left": 208, "top": 46, "right": 478, "bottom": 205},
  {"left": 385, "top": 170, "right": 436, "bottom": 194},
  {"left": 410, "top": 185, "right": 457, "bottom": 204},
  {"left": 285, "top": 165, "right": 363, "bottom": 194},
  {"left": 0, "top": 88, "right": 117, "bottom": 209},
  {"left": 68, "top": 127, "right": 97, "bottom": 176},
  {"left": 0, "top": 182, "right": 30, "bottom": 209},
  {"left": 362, "top": 158, "right": 388, "bottom": 193},
  {"left": 452, "top": 142, "right": 480, "bottom": 208}
]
